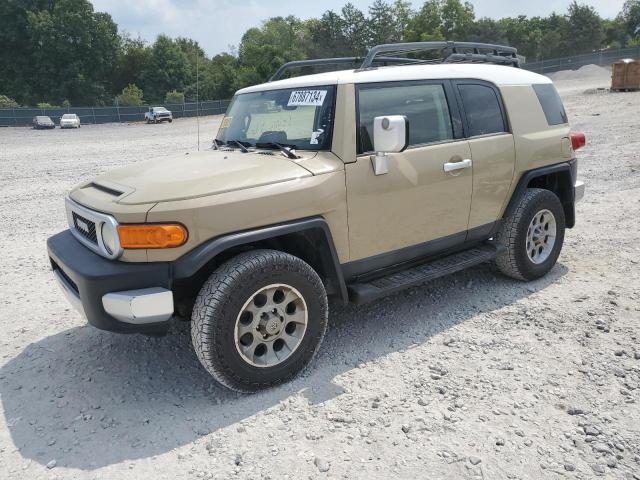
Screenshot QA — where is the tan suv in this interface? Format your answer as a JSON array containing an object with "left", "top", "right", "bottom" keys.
[{"left": 47, "top": 42, "right": 586, "bottom": 392}]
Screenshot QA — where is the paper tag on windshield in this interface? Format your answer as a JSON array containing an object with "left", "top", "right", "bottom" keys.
[
  {"left": 220, "top": 116, "right": 232, "bottom": 129},
  {"left": 287, "top": 90, "right": 327, "bottom": 107}
]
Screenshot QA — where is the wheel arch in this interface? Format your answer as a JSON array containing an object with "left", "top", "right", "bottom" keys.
[
  {"left": 171, "top": 217, "right": 348, "bottom": 304},
  {"left": 504, "top": 160, "right": 577, "bottom": 228}
]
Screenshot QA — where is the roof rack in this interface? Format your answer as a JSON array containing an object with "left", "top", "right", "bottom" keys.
[
  {"left": 269, "top": 56, "right": 422, "bottom": 82},
  {"left": 360, "top": 41, "right": 519, "bottom": 69},
  {"left": 269, "top": 41, "right": 520, "bottom": 81}
]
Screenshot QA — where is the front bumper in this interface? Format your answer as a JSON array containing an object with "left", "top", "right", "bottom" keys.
[{"left": 47, "top": 230, "right": 174, "bottom": 334}]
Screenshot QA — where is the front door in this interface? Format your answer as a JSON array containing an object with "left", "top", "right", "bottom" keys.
[{"left": 345, "top": 80, "right": 473, "bottom": 268}]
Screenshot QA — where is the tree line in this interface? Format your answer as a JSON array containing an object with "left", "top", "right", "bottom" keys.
[{"left": 1, "top": 0, "right": 639, "bottom": 108}]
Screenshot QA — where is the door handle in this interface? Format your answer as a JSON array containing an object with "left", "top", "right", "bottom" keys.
[{"left": 443, "top": 158, "right": 472, "bottom": 172}]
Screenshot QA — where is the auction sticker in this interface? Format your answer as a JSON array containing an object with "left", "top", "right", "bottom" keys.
[
  {"left": 287, "top": 90, "right": 327, "bottom": 107},
  {"left": 220, "top": 116, "right": 232, "bottom": 129}
]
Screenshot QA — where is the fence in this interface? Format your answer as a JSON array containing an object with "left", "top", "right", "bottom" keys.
[
  {"left": 522, "top": 46, "right": 640, "bottom": 74},
  {"left": 0, "top": 100, "right": 231, "bottom": 127}
]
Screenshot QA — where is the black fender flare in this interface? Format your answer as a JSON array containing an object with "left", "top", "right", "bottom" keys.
[
  {"left": 504, "top": 159, "right": 577, "bottom": 227},
  {"left": 171, "top": 216, "right": 349, "bottom": 303}
]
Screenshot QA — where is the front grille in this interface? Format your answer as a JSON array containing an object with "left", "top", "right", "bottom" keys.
[{"left": 72, "top": 211, "right": 98, "bottom": 245}]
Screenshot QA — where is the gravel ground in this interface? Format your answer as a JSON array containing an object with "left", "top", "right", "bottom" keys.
[{"left": 0, "top": 73, "right": 639, "bottom": 480}]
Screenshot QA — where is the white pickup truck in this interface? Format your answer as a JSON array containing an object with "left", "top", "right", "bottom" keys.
[{"left": 144, "top": 106, "right": 173, "bottom": 124}]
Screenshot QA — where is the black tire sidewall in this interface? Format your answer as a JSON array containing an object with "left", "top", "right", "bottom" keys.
[
  {"left": 202, "top": 254, "right": 327, "bottom": 390},
  {"left": 514, "top": 190, "right": 566, "bottom": 279}
]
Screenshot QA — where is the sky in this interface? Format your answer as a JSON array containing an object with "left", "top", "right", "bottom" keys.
[{"left": 92, "top": 0, "right": 626, "bottom": 57}]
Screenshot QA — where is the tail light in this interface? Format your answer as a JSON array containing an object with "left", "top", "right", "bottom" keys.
[{"left": 570, "top": 132, "right": 586, "bottom": 151}]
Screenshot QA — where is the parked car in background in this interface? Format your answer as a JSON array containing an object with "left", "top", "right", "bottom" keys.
[
  {"left": 145, "top": 106, "right": 173, "bottom": 123},
  {"left": 60, "top": 113, "right": 81, "bottom": 129},
  {"left": 32, "top": 116, "right": 55, "bottom": 129}
]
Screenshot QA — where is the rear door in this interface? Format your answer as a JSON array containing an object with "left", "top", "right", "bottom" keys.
[
  {"left": 453, "top": 81, "right": 515, "bottom": 238},
  {"left": 345, "top": 80, "right": 473, "bottom": 265}
]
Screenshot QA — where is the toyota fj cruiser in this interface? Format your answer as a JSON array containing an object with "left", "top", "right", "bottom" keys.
[{"left": 47, "top": 42, "right": 586, "bottom": 392}]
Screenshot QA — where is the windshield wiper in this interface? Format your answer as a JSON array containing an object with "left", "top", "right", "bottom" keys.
[
  {"left": 211, "top": 138, "right": 224, "bottom": 150},
  {"left": 255, "top": 142, "right": 298, "bottom": 159},
  {"left": 227, "top": 139, "right": 250, "bottom": 153}
]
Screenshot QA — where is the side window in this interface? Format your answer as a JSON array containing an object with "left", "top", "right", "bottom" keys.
[
  {"left": 358, "top": 83, "right": 454, "bottom": 154},
  {"left": 457, "top": 84, "right": 506, "bottom": 137},
  {"left": 532, "top": 83, "right": 568, "bottom": 125}
]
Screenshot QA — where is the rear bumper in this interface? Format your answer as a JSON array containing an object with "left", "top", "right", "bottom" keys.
[{"left": 47, "top": 230, "right": 173, "bottom": 334}]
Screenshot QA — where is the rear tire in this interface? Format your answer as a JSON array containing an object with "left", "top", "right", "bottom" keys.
[
  {"left": 495, "top": 188, "right": 565, "bottom": 281},
  {"left": 191, "top": 249, "right": 328, "bottom": 392}
]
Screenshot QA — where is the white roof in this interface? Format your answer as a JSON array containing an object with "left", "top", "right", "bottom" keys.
[{"left": 237, "top": 63, "right": 551, "bottom": 95}]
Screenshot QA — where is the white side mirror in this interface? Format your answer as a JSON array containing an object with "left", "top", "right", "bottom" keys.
[
  {"left": 371, "top": 115, "right": 409, "bottom": 175},
  {"left": 373, "top": 115, "right": 409, "bottom": 153}
]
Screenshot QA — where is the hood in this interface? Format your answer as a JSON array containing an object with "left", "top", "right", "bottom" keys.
[{"left": 86, "top": 150, "right": 315, "bottom": 205}]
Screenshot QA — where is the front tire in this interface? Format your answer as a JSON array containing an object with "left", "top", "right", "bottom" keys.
[
  {"left": 496, "top": 188, "right": 565, "bottom": 281},
  {"left": 191, "top": 249, "right": 328, "bottom": 392}
]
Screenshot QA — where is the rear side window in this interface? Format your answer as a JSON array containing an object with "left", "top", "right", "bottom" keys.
[
  {"left": 357, "top": 82, "right": 454, "bottom": 153},
  {"left": 457, "top": 84, "right": 507, "bottom": 137},
  {"left": 532, "top": 84, "right": 568, "bottom": 125}
]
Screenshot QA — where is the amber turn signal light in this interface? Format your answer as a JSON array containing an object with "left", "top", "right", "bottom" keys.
[{"left": 117, "top": 224, "right": 188, "bottom": 249}]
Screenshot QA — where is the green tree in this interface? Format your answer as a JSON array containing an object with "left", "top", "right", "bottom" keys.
[
  {"left": 238, "top": 16, "right": 307, "bottom": 81},
  {"left": 369, "top": 0, "right": 396, "bottom": 45},
  {"left": 200, "top": 53, "right": 239, "bottom": 100},
  {"left": 142, "top": 35, "right": 192, "bottom": 102},
  {"left": 306, "top": 11, "right": 347, "bottom": 57},
  {"left": 391, "top": 0, "right": 413, "bottom": 41},
  {"left": 565, "top": 2, "right": 604, "bottom": 54},
  {"left": 465, "top": 18, "right": 508, "bottom": 44},
  {"left": 621, "top": 0, "right": 640, "bottom": 39},
  {"left": 440, "top": 0, "right": 475, "bottom": 39},
  {"left": 112, "top": 36, "right": 151, "bottom": 94},
  {"left": 405, "top": 1, "right": 443, "bottom": 41},
  {"left": 116, "top": 84, "right": 144, "bottom": 106},
  {"left": 0, "top": 0, "right": 119, "bottom": 106},
  {"left": 341, "top": 3, "right": 370, "bottom": 54},
  {"left": 165, "top": 90, "right": 185, "bottom": 104},
  {"left": 0, "top": 95, "right": 19, "bottom": 108}
]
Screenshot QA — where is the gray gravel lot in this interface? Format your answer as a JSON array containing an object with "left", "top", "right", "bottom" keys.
[{"left": 0, "top": 73, "right": 639, "bottom": 479}]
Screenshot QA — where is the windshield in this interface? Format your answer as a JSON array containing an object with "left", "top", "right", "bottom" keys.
[
  {"left": 154, "top": 107, "right": 167, "bottom": 112},
  {"left": 216, "top": 86, "right": 336, "bottom": 151},
  {"left": 62, "top": 114, "right": 75, "bottom": 119}
]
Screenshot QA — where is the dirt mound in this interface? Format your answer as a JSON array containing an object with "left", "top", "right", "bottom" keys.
[{"left": 548, "top": 64, "right": 611, "bottom": 82}]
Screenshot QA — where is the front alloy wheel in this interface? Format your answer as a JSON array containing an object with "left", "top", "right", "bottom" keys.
[
  {"left": 234, "top": 283, "right": 308, "bottom": 367},
  {"left": 191, "top": 249, "right": 328, "bottom": 392}
]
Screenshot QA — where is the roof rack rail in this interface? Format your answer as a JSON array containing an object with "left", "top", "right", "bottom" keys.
[
  {"left": 269, "top": 56, "right": 422, "bottom": 82},
  {"left": 360, "top": 41, "right": 519, "bottom": 69},
  {"left": 269, "top": 41, "right": 520, "bottom": 82}
]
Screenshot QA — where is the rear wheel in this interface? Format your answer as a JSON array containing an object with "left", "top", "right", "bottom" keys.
[
  {"left": 191, "top": 249, "right": 328, "bottom": 392},
  {"left": 496, "top": 188, "right": 565, "bottom": 281}
]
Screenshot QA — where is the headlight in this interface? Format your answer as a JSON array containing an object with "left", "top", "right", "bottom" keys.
[{"left": 101, "top": 223, "right": 119, "bottom": 254}]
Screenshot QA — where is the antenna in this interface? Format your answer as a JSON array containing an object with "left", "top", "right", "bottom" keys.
[{"left": 196, "top": 53, "right": 200, "bottom": 151}]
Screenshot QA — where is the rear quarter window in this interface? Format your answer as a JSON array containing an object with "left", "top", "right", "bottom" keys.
[
  {"left": 457, "top": 84, "right": 507, "bottom": 137},
  {"left": 532, "top": 84, "right": 568, "bottom": 125}
]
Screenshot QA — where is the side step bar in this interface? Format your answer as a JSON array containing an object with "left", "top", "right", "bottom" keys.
[{"left": 347, "top": 243, "right": 505, "bottom": 305}]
